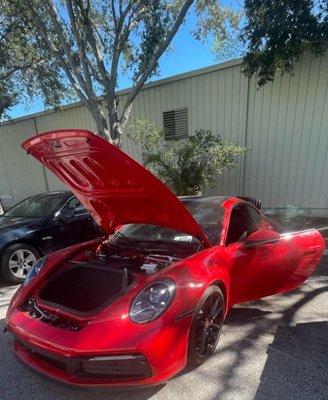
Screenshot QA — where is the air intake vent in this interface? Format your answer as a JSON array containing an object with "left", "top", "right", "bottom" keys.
[{"left": 163, "top": 107, "right": 188, "bottom": 140}]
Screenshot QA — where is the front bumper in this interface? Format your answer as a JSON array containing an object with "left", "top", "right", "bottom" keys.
[
  {"left": 14, "top": 338, "right": 154, "bottom": 389},
  {"left": 8, "top": 307, "right": 193, "bottom": 388}
]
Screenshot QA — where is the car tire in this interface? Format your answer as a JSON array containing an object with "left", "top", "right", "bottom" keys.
[
  {"left": 187, "top": 285, "right": 225, "bottom": 368},
  {"left": 0, "top": 243, "right": 40, "bottom": 284}
]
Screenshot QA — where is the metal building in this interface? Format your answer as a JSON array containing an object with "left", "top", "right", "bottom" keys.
[{"left": 0, "top": 54, "right": 327, "bottom": 211}]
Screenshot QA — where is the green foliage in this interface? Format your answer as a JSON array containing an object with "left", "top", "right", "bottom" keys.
[
  {"left": 0, "top": 1, "right": 241, "bottom": 140},
  {"left": 0, "top": 6, "right": 68, "bottom": 121},
  {"left": 128, "top": 120, "right": 246, "bottom": 195},
  {"left": 243, "top": 0, "right": 328, "bottom": 86}
]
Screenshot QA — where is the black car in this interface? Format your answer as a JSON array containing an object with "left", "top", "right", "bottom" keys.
[{"left": 0, "top": 191, "right": 102, "bottom": 284}]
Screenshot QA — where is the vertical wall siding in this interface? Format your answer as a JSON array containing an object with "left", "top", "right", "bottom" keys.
[
  {"left": 121, "top": 65, "right": 249, "bottom": 197},
  {"left": 0, "top": 54, "right": 327, "bottom": 209},
  {"left": 244, "top": 54, "right": 328, "bottom": 208},
  {"left": 0, "top": 119, "right": 47, "bottom": 206}
]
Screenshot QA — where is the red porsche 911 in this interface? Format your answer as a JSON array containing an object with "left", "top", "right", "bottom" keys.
[{"left": 6, "top": 129, "right": 325, "bottom": 389}]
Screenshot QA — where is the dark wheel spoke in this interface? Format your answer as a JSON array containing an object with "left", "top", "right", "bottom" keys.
[
  {"left": 198, "top": 329, "right": 209, "bottom": 355},
  {"left": 211, "top": 323, "right": 221, "bottom": 331},
  {"left": 192, "top": 289, "right": 224, "bottom": 359},
  {"left": 210, "top": 297, "right": 220, "bottom": 317}
]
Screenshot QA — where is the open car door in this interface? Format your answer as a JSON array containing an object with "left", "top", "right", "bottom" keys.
[{"left": 225, "top": 203, "right": 325, "bottom": 305}]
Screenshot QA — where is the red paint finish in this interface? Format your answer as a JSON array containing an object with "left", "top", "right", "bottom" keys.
[
  {"left": 6, "top": 129, "right": 325, "bottom": 389},
  {"left": 22, "top": 130, "right": 209, "bottom": 246}
]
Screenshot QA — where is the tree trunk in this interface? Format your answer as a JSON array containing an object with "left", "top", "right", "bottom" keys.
[
  {"left": 93, "top": 111, "right": 111, "bottom": 142},
  {"left": 87, "top": 100, "right": 113, "bottom": 143},
  {"left": 106, "top": 98, "right": 123, "bottom": 147}
]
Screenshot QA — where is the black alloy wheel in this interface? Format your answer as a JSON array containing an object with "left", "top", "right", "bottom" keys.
[{"left": 188, "top": 285, "right": 225, "bottom": 367}]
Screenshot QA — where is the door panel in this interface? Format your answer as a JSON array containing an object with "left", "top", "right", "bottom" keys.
[
  {"left": 228, "top": 229, "right": 324, "bottom": 305},
  {"left": 59, "top": 197, "right": 102, "bottom": 246}
]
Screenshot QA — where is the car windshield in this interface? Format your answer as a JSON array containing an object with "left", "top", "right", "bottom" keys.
[
  {"left": 118, "top": 224, "right": 200, "bottom": 245},
  {"left": 4, "top": 193, "right": 65, "bottom": 218},
  {"left": 181, "top": 197, "right": 225, "bottom": 245},
  {"left": 115, "top": 197, "right": 225, "bottom": 248}
]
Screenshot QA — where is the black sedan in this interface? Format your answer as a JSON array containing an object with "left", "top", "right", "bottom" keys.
[{"left": 0, "top": 191, "right": 102, "bottom": 284}]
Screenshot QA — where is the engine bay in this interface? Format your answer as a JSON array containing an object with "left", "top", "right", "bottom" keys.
[
  {"left": 89, "top": 238, "right": 184, "bottom": 275},
  {"left": 32, "top": 239, "right": 184, "bottom": 315}
]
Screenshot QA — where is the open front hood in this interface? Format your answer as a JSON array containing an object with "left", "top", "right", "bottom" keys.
[{"left": 22, "top": 130, "right": 209, "bottom": 245}]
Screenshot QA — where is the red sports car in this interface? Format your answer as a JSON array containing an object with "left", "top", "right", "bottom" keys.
[{"left": 6, "top": 129, "right": 325, "bottom": 389}]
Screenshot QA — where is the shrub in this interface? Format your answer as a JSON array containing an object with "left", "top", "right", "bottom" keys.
[{"left": 128, "top": 120, "right": 246, "bottom": 196}]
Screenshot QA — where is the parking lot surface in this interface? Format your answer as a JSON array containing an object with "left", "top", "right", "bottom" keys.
[{"left": 0, "top": 258, "right": 327, "bottom": 400}]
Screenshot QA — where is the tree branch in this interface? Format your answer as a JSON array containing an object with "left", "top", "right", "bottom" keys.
[
  {"left": 25, "top": 1, "right": 90, "bottom": 104},
  {"left": 120, "top": 0, "right": 194, "bottom": 125},
  {"left": 79, "top": 1, "right": 111, "bottom": 93},
  {"left": 65, "top": 0, "right": 94, "bottom": 98},
  {"left": 43, "top": 0, "right": 96, "bottom": 102},
  {"left": 110, "top": 0, "right": 117, "bottom": 29},
  {"left": 0, "top": 19, "right": 21, "bottom": 42}
]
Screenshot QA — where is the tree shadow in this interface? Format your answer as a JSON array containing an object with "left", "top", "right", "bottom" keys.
[
  {"left": 1, "top": 258, "right": 327, "bottom": 399},
  {"left": 205, "top": 257, "right": 328, "bottom": 399},
  {"left": 254, "top": 321, "right": 328, "bottom": 400}
]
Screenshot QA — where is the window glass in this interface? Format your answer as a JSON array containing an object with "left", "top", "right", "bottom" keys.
[
  {"left": 181, "top": 198, "right": 224, "bottom": 245},
  {"left": 65, "top": 197, "right": 86, "bottom": 213},
  {"left": 4, "top": 193, "right": 65, "bottom": 218},
  {"left": 261, "top": 216, "right": 283, "bottom": 233},
  {"left": 226, "top": 205, "right": 261, "bottom": 245},
  {"left": 117, "top": 224, "right": 202, "bottom": 253}
]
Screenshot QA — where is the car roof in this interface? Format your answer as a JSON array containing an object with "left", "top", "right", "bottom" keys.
[
  {"left": 28, "top": 190, "right": 72, "bottom": 200},
  {"left": 179, "top": 196, "right": 229, "bottom": 206}
]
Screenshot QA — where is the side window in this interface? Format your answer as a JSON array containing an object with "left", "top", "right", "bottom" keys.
[
  {"left": 65, "top": 197, "right": 86, "bottom": 214},
  {"left": 226, "top": 205, "right": 261, "bottom": 245},
  {"left": 260, "top": 216, "right": 283, "bottom": 233},
  {"left": 247, "top": 207, "right": 262, "bottom": 234}
]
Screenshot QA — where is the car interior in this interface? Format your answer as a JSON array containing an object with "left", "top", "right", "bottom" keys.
[{"left": 226, "top": 205, "right": 261, "bottom": 245}]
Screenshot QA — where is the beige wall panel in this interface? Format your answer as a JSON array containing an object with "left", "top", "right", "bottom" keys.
[
  {"left": 245, "top": 54, "right": 328, "bottom": 208},
  {"left": 0, "top": 144, "right": 12, "bottom": 202},
  {"left": 0, "top": 119, "right": 46, "bottom": 206}
]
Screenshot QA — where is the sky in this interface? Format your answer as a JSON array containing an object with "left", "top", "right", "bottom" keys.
[{"left": 9, "top": 2, "right": 244, "bottom": 119}]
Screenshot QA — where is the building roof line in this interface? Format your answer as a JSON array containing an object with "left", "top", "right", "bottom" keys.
[{"left": 0, "top": 57, "right": 243, "bottom": 127}]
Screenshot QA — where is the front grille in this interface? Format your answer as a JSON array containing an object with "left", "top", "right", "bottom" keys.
[
  {"left": 17, "top": 340, "right": 152, "bottom": 380},
  {"left": 30, "top": 349, "right": 67, "bottom": 371}
]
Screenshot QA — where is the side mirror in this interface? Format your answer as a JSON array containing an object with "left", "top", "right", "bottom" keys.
[
  {"left": 57, "top": 208, "right": 75, "bottom": 222},
  {"left": 244, "top": 229, "right": 280, "bottom": 249}
]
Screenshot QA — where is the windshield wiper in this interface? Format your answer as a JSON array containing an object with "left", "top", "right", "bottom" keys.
[{"left": 109, "top": 231, "right": 147, "bottom": 254}]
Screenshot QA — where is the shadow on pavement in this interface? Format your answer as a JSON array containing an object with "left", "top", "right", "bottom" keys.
[
  {"left": 206, "top": 257, "right": 328, "bottom": 400},
  {"left": 255, "top": 320, "right": 328, "bottom": 400},
  {"left": 1, "top": 259, "right": 327, "bottom": 399}
]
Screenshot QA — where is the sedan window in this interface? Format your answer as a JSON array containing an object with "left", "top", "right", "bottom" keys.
[
  {"left": 65, "top": 197, "right": 86, "bottom": 214},
  {"left": 4, "top": 193, "right": 65, "bottom": 219}
]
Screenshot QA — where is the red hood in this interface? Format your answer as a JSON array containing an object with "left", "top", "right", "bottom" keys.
[{"left": 22, "top": 130, "right": 209, "bottom": 245}]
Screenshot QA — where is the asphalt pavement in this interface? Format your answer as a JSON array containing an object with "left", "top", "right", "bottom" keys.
[{"left": 0, "top": 258, "right": 327, "bottom": 400}]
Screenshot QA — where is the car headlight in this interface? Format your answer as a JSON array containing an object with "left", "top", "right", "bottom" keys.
[
  {"left": 130, "top": 278, "right": 176, "bottom": 324},
  {"left": 23, "top": 257, "right": 46, "bottom": 286}
]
